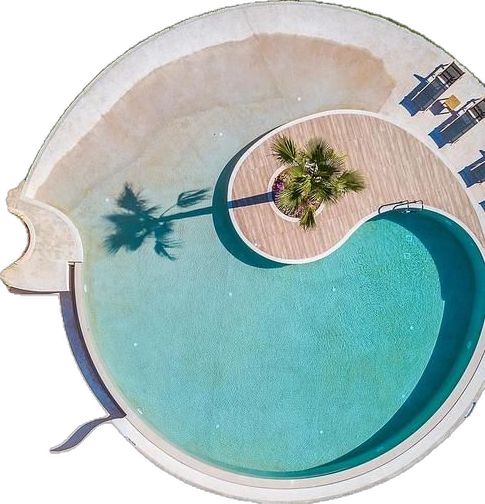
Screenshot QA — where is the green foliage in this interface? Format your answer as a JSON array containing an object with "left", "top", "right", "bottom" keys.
[
  {"left": 271, "top": 135, "right": 299, "bottom": 165},
  {"left": 300, "top": 205, "right": 316, "bottom": 230},
  {"left": 271, "top": 134, "right": 366, "bottom": 230}
]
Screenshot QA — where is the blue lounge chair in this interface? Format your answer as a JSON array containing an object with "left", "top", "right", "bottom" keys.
[
  {"left": 472, "top": 162, "right": 485, "bottom": 183},
  {"left": 401, "top": 62, "right": 464, "bottom": 115},
  {"left": 459, "top": 157, "right": 485, "bottom": 187},
  {"left": 437, "top": 99, "right": 485, "bottom": 145}
]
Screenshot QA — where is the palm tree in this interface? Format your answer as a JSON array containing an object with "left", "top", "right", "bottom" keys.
[{"left": 271, "top": 135, "right": 365, "bottom": 230}]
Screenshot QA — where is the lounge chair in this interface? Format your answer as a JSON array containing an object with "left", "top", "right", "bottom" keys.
[
  {"left": 471, "top": 162, "right": 485, "bottom": 184},
  {"left": 437, "top": 99, "right": 485, "bottom": 144},
  {"left": 459, "top": 157, "right": 485, "bottom": 187},
  {"left": 402, "top": 62, "right": 464, "bottom": 115}
]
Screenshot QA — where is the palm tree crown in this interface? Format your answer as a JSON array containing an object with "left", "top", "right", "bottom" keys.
[{"left": 271, "top": 134, "right": 365, "bottom": 230}]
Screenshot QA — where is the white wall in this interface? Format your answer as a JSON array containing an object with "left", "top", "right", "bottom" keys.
[{"left": 0, "top": 1, "right": 483, "bottom": 503}]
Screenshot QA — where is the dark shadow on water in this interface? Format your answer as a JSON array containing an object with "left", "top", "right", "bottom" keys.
[
  {"left": 104, "top": 185, "right": 211, "bottom": 260},
  {"left": 212, "top": 134, "right": 285, "bottom": 269},
  {"left": 104, "top": 129, "right": 283, "bottom": 268},
  {"left": 102, "top": 187, "right": 484, "bottom": 476}
]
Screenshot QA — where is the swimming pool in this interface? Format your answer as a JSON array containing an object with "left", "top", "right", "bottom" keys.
[
  {"left": 80, "top": 184, "right": 485, "bottom": 478},
  {"left": 2, "top": 2, "right": 485, "bottom": 502}
]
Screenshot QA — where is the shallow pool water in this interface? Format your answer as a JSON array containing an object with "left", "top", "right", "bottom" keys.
[{"left": 81, "top": 160, "right": 485, "bottom": 478}]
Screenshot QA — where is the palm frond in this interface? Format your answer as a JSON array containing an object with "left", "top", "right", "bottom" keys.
[
  {"left": 299, "top": 205, "right": 316, "bottom": 230},
  {"left": 333, "top": 170, "right": 366, "bottom": 194},
  {"left": 116, "top": 183, "right": 155, "bottom": 214},
  {"left": 310, "top": 182, "right": 340, "bottom": 204},
  {"left": 277, "top": 186, "right": 304, "bottom": 212},
  {"left": 304, "top": 139, "right": 349, "bottom": 179},
  {"left": 292, "top": 174, "right": 312, "bottom": 198},
  {"left": 278, "top": 171, "right": 313, "bottom": 210},
  {"left": 304, "top": 138, "right": 331, "bottom": 165},
  {"left": 320, "top": 156, "right": 346, "bottom": 178},
  {"left": 176, "top": 188, "right": 211, "bottom": 208},
  {"left": 271, "top": 134, "right": 298, "bottom": 165},
  {"left": 287, "top": 163, "right": 307, "bottom": 178}
]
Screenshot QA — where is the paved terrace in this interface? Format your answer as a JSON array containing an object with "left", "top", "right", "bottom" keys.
[{"left": 229, "top": 112, "right": 485, "bottom": 263}]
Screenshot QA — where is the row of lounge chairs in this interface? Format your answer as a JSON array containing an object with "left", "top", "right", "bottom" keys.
[
  {"left": 401, "top": 62, "right": 484, "bottom": 147},
  {"left": 401, "top": 63, "right": 484, "bottom": 193},
  {"left": 401, "top": 61, "right": 485, "bottom": 148}
]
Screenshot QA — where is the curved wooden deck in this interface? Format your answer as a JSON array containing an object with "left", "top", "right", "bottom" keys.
[{"left": 228, "top": 112, "right": 485, "bottom": 263}]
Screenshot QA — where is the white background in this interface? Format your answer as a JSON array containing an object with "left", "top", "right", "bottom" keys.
[{"left": 0, "top": 1, "right": 483, "bottom": 503}]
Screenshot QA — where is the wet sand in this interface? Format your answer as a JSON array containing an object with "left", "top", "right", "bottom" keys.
[{"left": 35, "top": 33, "right": 395, "bottom": 216}]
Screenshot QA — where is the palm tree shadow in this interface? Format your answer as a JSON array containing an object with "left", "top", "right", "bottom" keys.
[
  {"left": 104, "top": 185, "right": 210, "bottom": 260},
  {"left": 103, "top": 128, "right": 284, "bottom": 267}
]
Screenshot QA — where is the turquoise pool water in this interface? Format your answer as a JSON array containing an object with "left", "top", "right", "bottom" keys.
[{"left": 82, "top": 166, "right": 485, "bottom": 477}]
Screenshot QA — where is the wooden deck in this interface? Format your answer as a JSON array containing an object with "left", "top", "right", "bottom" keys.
[{"left": 229, "top": 112, "right": 485, "bottom": 262}]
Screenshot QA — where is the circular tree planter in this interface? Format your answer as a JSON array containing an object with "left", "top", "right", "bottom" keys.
[{"left": 268, "top": 166, "right": 325, "bottom": 223}]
